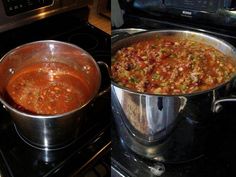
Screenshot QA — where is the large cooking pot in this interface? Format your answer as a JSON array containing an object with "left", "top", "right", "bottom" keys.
[
  {"left": 0, "top": 40, "right": 109, "bottom": 150},
  {"left": 111, "top": 30, "right": 236, "bottom": 158}
]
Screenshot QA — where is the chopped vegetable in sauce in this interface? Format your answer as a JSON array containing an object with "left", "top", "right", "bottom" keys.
[
  {"left": 6, "top": 62, "right": 90, "bottom": 115},
  {"left": 111, "top": 36, "right": 236, "bottom": 94}
]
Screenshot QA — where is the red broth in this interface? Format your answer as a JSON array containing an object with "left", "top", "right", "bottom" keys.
[{"left": 6, "top": 62, "right": 90, "bottom": 115}]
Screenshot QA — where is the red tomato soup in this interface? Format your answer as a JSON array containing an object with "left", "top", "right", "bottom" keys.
[
  {"left": 6, "top": 62, "right": 90, "bottom": 115},
  {"left": 112, "top": 36, "right": 236, "bottom": 94}
]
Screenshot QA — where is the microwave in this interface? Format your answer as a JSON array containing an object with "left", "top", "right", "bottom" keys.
[{"left": 131, "top": 0, "right": 236, "bottom": 27}]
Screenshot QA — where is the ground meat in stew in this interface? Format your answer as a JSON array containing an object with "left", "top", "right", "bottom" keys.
[
  {"left": 111, "top": 36, "right": 236, "bottom": 94},
  {"left": 6, "top": 62, "right": 90, "bottom": 115}
]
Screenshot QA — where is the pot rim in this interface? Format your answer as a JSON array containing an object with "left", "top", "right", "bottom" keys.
[
  {"left": 111, "top": 29, "right": 236, "bottom": 97},
  {"left": 111, "top": 78, "right": 234, "bottom": 97},
  {"left": 0, "top": 40, "right": 101, "bottom": 119}
]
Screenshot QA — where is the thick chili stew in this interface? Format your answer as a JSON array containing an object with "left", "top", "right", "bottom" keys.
[
  {"left": 111, "top": 36, "right": 236, "bottom": 94},
  {"left": 6, "top": 62, "right": 90, "bottom": 115}
]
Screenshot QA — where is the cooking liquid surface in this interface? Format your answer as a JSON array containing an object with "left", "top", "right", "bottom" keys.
[
  {"left": 6, "top": 62, "right": 90, "bottom": 115},
  {"left": 112, "top": 36, "right": 236, "bottom": 94}
]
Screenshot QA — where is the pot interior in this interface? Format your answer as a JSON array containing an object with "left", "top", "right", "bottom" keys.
[
  {"left": 111, "top": 30, "right": 236, "bottom": 96},
  {"left": 0, "top": 40, "right": 101, "bottom": 115}
]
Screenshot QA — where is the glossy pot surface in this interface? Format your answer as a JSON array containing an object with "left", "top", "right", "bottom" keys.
[
  {"left": 0, "top": 40, "right": 101, "bottom": 149},
  {"left": 111, "top": 30, "right": 236, "bottom": 158}
]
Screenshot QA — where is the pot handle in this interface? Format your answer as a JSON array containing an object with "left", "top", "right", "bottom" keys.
[
  {"left": 97, "top": 61, "right": 111, "bottom": 97},
  {"left": 212, "top": 97, "right": 236, "bottom": 113}
]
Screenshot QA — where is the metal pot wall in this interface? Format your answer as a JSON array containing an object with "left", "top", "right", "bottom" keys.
[
  {"left": 111, "top": 30, "right": 236, "bottom": 158},
  {"left": 0, "top": 40, "right": 108, "bottom": 150}
]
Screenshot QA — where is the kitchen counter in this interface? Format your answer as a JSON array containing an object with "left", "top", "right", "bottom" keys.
[{"left": 88, "top": 0, "right": 111, "bottom": 34}]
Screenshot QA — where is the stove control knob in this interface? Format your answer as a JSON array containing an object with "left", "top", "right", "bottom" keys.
[{"left": 149, "top": 163, "right": 165, "bottom": 176}]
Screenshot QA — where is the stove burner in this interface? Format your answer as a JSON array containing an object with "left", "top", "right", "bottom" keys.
[
  {"left": 68, "top": 33, "right": 99, "bottom": 50},
  {"left": 92, "top": 51, "right": 110, "bottom": 64},
  {"left": 93, "top": 51, "right": 110, "bottom": 58}
]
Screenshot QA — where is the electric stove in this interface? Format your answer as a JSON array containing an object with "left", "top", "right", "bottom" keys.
[
  {"left": 0, "top": 7, "right": 111, "bottom": 177},
  {"left": 111, "top": 0, "right": 236, "bottom": 176}
]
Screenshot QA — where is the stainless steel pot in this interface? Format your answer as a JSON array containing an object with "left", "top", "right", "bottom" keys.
[
  {"left": 0, "top": 40, "right": 109, "bottom": 150},
  {"left": 111, "top": 30, "right": 236, "bottom": 159}
]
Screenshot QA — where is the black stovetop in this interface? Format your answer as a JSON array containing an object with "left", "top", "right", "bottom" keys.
[
  {"left": 0, "top": 7, "right": 111, "bottom": 177},
  {"left": 111, "top": 9, "right": 236, "bottom": 177}
]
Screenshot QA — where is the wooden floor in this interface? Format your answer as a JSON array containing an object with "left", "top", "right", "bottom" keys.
[{"left": 88, "top": 0, "right": 111, "bottom": 35}]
